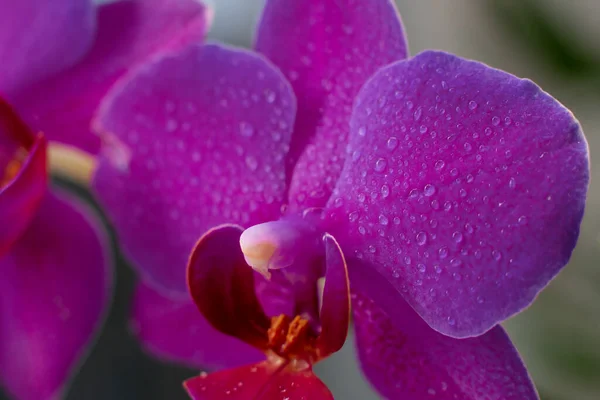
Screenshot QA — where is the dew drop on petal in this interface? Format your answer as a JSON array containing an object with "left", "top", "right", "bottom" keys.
[
  {"left": 423, "top": 184, "right": 436, "bottom": 196},
  {"left": 416, "top": 231, "right": 427, "bottom": 246},
  {"left": 386, "top": 136, "right": 399, "bottom": 150},
  {"left": 381, "top": 184, "right": 390, "bottom": 198},
  {"left": 374, "top": 158, "right": 387, "bottom": 172},
  {"left": 379, "top": 214, "right": 389, "bottom": 225}
]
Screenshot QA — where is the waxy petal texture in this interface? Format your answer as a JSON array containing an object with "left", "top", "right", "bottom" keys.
[
  {"left": 350, "top": 263, "right": 538, "bottom": 400},
  {"left": 0, "top": 0, "right": 95, "bottom": 95},
  {"left": 328, "top": 51, "right": 589, "bottom": 337},
  {"left": 255, "top": 0, "right": 408, "bottom": 209},
  {"left": 131, "top": 281, "right": 262, "bottom": 370},
  {"left": 188, "top": 225, "right": 271, "bottom": 351},
  {"left": 316, "top": 234, "right": 350, "bottom": 358},
  {"left": 185, "top": 361, "right": 333, "bottom": 400},
  {"left": 0, "top": 190, "right": 111, "bottom": 400},
  {"left": 10, "top": 0, "right": 211, "bottom": 154},
  {"left": 93, "top": 43, "right": 295, "bottom": 293},
  {"left": 0, "top": 99, "right": 47, "bottom": 257}
]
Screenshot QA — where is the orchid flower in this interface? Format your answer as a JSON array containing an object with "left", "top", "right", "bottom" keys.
[
  {"left": 0, "top": 0, "right": 210, "bottom": 399},
  {"left": 92, "top": 0, "right": 588, "bottom": 398},
  {"left": 183, "top": 225, "right": 349, "bottom": 399}
]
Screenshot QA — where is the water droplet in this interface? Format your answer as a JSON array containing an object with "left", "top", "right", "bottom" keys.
[
  {"left": 452, "top": 231, "right": 463, "bottom": 243},
  {"left": 509, "top": 177, "right": 516, "bottom": 189},
  {"left": 357, "top": 193, "right": 366, "bottom": 203},
  {"left": 265, "top": 90, "right": 276, "bottom": 103},
  {"left": 423, "top": 184, "right": 436, "bottom": 196},
  {"left": 430, "top": 199, "right": 440, "bottom": 210},
  {"left": 447, "top": 317, "right": 456, "bottom": 326},
  {"left": 465, "top": 223, "right": 474, "bottom": 234},
  {"left": 379, "top": 214, "right": 389, "bottom": 225},
  {"left": 434, "top": 160, "right": 445, "bottom": 171},
  {"left": 413, "top": 107, "right": 423, "bottom": 121},
  {"left": 387, "top": 136, "right": 398, "bottom": 150},
  {"left": 492, "top": 116, "right": 500, "bottom": 126},
  {"left": 492, "top": 250, "right": 502, "bottom": 261},
  {"left": 453, "top": 272, "right": 462, "bottom": 281},
  {"left": 348, "top": 211, "right": 359, "bottom": 223},
  {"left": 438, "top": 247, "right": 449, "bottom": 259},
  {"left": 464, "top": 142, "right": 472, "bottom": 152},
  {"left": 381, "top": 185, "right": 390, "bottom": 198},
  {"left": 459, "top": 188, "right": 467, "bottom": 197},
  {"left": 239, "top": 122, "right": 254, "bottom": 137},
  {"left": 374, "top": 158, "right": 387, "bottom": 172},
  {"left": 419, "top": 125, "right": 428, "bottom": 134},
  {"left": 393, "top": 217, "right": 401, "bottom": 225},
  {"left": 245, "top": 155, "right": 258, "bottom": 171},
  {"left": 358, "top": 126, "right": 367, "bottom": 137},
  {"left": 443, "top": 201, "right": 452, "bottom": 211},
  {"left": 450, "top": 168, "right": 458, "bottom": 177},
  {"left": 358, "top": 226, "right": 366, "bottom": 235},
  {"left": 368, "top": 245, "right": 376, "bottom": 253},
  {"left": 416, "top": 231, "right": 427, "bottom": 245},
  {"left": 404, "top": 256, "right": 412, "bottom": 265},
  {"left": 477, "top": 296, "right": 484, "bottom": 304},
  {"left": 468, "top": 100, "right": 478, "bottom": 110},
  {"left": 518, "top": 215, "right": 527, "bottom": 225},
  {"left": 450, "top": 258, "right": 462, "bottom": 267}
]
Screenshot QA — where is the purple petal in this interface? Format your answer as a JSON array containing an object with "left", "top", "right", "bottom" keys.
[
  {"left": 255, "top": 0, "right": 408, "bottom": 209},
  {"left": 0, "top": 99, "right": 47, "bottom": 257},
  {"left": 316, "top": 234, "right": 350, "bottom": 358},
  {"left": 131, "top": 281, "right": 262, "bottom": 370},
  {"left": 184, "top": 361, "right": 333, "bottom": 400},
  {"left": 9, "top": 0, "right": 211, "bottom": 154},
  {"left": 327, "top": 50, "right": 589, "bottom": 337},
  {"left": 0, "top": 0, "right": 95, "bottom": 96},
  {"left": 187, "top": 224, "right": 271, "bottom": 351},
  {"left": 92, "top": 43, "right": 296, "bottom": 293},
  {"left": 351, "top": 265, "right": 538, "bottom": 400},
  {"left": 0, "top": 190, "right": 112, "bottom": 400}
]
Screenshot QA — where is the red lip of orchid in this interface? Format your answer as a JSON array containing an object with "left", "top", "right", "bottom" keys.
[{"left": 183, "top": 224, "right": 350, "bottom": 399}]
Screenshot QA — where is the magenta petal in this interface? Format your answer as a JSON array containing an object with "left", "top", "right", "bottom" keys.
[
  {"left": 184, "top": 361, "right": 333, "bottom": 400},
  {"left": 316, "top": 234, "right": 350, "bottom": 358},
  {"left": 327, "top": 50, "right": 589, "bottom": 337},
  {"left": 92, "top": 43, "right": 296, "bottom": 293},
  {"left": 255, "top": 0, "right": 408, "bottom": 209},
  {"left": 0, "top": 190, "right": 112, "bottom": 400},
  {"left": 0, "top": 0, "right": 95, "bottom": 95},
  {"left": 0, "top": 99, "right": 47, "bottom": 257},
  {"left": 187, "top": 225, "right": 271, "bottom": 351},
  {"left": 351, "top": 267, "right": 538, "bottom": 400},
  {"left": 10, "top": 0, "right": 211, "bottom": 154},
  {"left": 131, "top": 281, "right": 262, "bottom": 370}
]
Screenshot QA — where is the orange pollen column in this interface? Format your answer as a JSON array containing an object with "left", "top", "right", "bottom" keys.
[{"left": 267, "top": 314, "right": 316, "bottom": 360}]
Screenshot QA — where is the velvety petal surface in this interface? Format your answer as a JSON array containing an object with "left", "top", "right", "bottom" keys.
[
  {"left": 327, "top": 50, "right": 589, "bottom": 337},
  {"left": 185, "top": 361, "right": 333, "bottom": 400},
  {"left": 0, "top": 190, "right": 111, "bottom": 400},
  {"left": 131, "top": 281, "right": 262, "bottom": 370},
  {"left": 315, "top": 234, "right": 350, "bottom": 358},
  {"left": 0, "top": 99, "right": 47, "bottom": 257},
  {"left": 350, "top": 263, "right": 538, "bottom": 400},
  {"left": 255, "top": 0, "right": 408, "bottom": 209},
  {"left": 9, "top": 0, "right": 210, "bottom": 154},
  {"left": 0, "top": 0, "right": 95, "bottom": 95},
  {"left": 93, "top": 43, "right": 296, "bottom": 293},
  {"left": 188, "top": 225, "right": 271, "bottom": 351}
]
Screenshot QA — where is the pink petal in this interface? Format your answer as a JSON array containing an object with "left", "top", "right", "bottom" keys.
[
  {"left": 131, "top": 281, "right": 263, "bottom": 370},
  {"left": 0, "top": 99, "right": 47, "bottom": 257},
  {"left": 187, "top": 224, "right": 271, "bottom": 351},
  {"left": 351, "top": 267, "right": 538, "bottom": 400},
  {"left": 316, "top": 234, "right": 350, "bottom": 358},
  {"left": 326, "top": 50, "right": 589, "bottom": 337},
  {"left": 255, "top": 0, "right": 408, "bottom": 210},
  {"left": 9, "top": 0, "right": 211, "bottom": 154},
  {"left": 92, "top": 43, "right": 295, "bottom": 293},
  {"left": 184, "top": 361, "right": 333, "bottom": 400},
  {"left": 0, "top": 190, "right": 112, "bottom": 400},
  {"left": 0, "top": 0, "right": 95, "bottom": 96}
]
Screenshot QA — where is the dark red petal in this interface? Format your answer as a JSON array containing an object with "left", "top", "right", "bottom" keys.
[
  {"left": 316, "top": 234, "right": 350, "bottom": 358},
  {"left": 187, "top": 224, "right": 270, "bottom": 350},
  {"left": 0, "top": 98, "right": 47, "bottom": 256},
  {"left": 184, "top": 361, "right": 333, "bottom": 400}
]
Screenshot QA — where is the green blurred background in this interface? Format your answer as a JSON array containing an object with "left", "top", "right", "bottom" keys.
[{"left": 2, "top": 1, "right": 598, "bottom": 399}]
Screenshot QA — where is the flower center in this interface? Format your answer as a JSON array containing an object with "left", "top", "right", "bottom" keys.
[
  {"left": 1, "top": 147, "right": 27, "bottom": 187},
  {"left": 267, "top": 314, "right": 317, "bottom": 363}
]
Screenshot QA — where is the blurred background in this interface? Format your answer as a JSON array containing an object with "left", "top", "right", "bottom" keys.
[{"left": 2, "top": 0, "right": 598, "bottom": 399}]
